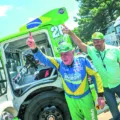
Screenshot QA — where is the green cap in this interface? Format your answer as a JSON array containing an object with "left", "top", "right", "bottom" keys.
[
  {"left": 92, "top": 32, "right": 104, "bottom": 40},
  {"left": 57, "top": 42, "right": 73, "bottom": 53}
]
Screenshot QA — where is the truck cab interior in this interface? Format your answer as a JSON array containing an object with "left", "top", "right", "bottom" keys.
[{"left": 3, "top": 32, "right": 58, "bottom": 96}]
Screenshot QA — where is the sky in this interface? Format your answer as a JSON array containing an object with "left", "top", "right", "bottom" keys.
[{"left": 0, "top": 0, "right": 79, "bottom": 38}]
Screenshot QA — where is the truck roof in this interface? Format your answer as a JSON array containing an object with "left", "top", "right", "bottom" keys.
[{"left": 0, "top": 7, "right": 68, "bottom": 43}]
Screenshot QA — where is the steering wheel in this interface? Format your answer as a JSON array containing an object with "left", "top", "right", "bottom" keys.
[{"left": 24, "top": 53, "right": 38, "bottom": 69}]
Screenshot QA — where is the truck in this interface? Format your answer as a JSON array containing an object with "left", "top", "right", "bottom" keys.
[
  {"left": 0, "top": 7, "right": 72, "bottom": 120},
  {"left": 104, "top": 16, "right": 120, "bottom": 46}
]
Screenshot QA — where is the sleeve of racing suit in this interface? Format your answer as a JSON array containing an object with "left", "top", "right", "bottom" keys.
[
  {"left": 85, "top": 58, "right": 104, "bottom": 97},
  {"left": 32, "top": 47, "right": 60, "bottom": 69}
]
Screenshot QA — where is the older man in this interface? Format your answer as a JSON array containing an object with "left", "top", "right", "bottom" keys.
[
  {"left": 63, "top": 25, "right": 120, "bottom": 120},
  {"left": 26, "top": 34, "right": 104, "bottom": 120}
]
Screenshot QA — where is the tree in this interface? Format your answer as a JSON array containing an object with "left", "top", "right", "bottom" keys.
[{"left": 74, "top": 0, "right": 120, "bottom": 41}]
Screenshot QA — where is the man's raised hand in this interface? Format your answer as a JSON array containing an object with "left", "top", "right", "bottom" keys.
[
  {"left": 62, "top": 24, "right": 72, "bottom": 35},
  {"left": 26, "top": 32, "right": 37, "bottom": 50}
]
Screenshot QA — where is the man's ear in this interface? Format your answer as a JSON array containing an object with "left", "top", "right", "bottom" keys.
[{"left": 102, "top": 39, "right": 105, "bottom": 43}]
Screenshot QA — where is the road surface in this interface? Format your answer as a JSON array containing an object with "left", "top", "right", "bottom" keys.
[{"left": 98, "top": 105, "right": 120, "bottom": 120}]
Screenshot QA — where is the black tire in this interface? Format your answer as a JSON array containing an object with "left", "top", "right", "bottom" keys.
[{"left": 24, "top": 91, "right": 71, "bottom": 120}]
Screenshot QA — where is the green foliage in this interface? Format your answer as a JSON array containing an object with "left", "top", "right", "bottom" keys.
[
  {"left": 75, "top": 0, "right": 120, "bottom": 41},
  {"left": 72, "top": 28, "right": 80, "bottom": 46}
]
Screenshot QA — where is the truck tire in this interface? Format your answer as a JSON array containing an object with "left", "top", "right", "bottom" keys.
[{"left": 24, "top": 91, "right": 71, "bottom": 120}]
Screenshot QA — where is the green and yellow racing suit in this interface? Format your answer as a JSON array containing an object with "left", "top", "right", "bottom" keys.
[{"left": 33, "top": 48, "right": 103, "bottom": 120}]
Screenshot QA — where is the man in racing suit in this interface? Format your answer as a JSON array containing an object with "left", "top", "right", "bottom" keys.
[{"left": 26, "top": 35, "right": 105, "bottom": 120}]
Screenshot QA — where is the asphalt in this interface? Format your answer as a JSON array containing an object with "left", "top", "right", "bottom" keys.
[
  {"left": 98, "top": 110, "right": 112, "bottom": 120},
  {"left": 98, "top": 105, "right": 120, "bottom": 120}
]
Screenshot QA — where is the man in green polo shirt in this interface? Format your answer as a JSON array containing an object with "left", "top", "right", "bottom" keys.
[{"left": 62, "top": 25, "right": 120, "bottom": 120}]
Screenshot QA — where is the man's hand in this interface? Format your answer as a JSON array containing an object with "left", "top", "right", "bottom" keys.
[
  {"left": 97, "top": 97, "right": 105, "bottom": 109},
  {"left": 62, "top": 24, "right": 72, "bottom": 35},
  {"left": 26, "top": 32, "right": 37, "bottom": 50}
]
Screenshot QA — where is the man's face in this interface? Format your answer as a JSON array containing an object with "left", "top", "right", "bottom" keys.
[
  {"left": 93, "top": 39, "right": 104, "bottom": 51},
  {"left": 60, "top": 51, "right": 74, "bottom": 65}
]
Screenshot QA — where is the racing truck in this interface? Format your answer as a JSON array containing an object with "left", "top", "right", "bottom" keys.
[{"left": 0, "top": 7, "right": 72, "bottom": 120}]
